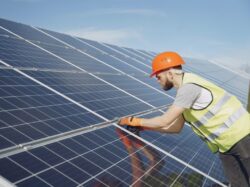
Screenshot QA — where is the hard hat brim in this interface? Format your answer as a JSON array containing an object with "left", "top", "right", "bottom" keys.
[{"left": 150, "top": 72, "right": 156, "bottom": 78}]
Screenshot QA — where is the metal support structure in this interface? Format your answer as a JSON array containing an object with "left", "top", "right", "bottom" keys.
[{"left": 0, "top": 105, "right": 168, "bottom": 159}]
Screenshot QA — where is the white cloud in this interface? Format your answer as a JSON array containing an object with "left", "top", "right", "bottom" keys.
[
  {"left": 65, "top": 27, "right": 142, "bottom": 46},
  {"left": 205, "top": 40, "right": 225, "bottom": 46},
  {"left": 182, "top": 51, "right": 208, "bottom": 60},
  {"left": 71, "top": 8, "right": 167, "bottom": 18},
  {"left": 99, "top": 8, "right": 168, "bottom": 17}
]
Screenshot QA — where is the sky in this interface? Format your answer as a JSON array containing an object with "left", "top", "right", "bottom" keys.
[{"left": 0, "top": 0, "right": 250, "bottom": 70}]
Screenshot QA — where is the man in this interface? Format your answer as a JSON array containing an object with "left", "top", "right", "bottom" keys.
[{"left": 118, "top": 52, "right": 250, "bottom": 187}]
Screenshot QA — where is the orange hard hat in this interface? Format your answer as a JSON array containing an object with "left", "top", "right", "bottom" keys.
[{"left": 150, "top": 51, "right": 185, "bottom": 77}]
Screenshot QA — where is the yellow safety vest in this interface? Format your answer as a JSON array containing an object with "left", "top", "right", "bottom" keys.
[{"left": 182, "top": 73, "right": 250, "bottom": 153}]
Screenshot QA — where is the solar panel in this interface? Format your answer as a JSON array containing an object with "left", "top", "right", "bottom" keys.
[
  {"left": 123, "top": 47, "right": 154, "bottom": 61},
  {"left": 1, "top": 17, "right": 247, "bottom": 186},
  {"left": 0, "top": 18, "right": 63, "bottom": 46},
  {"left": 0, "top": 34, "right": 77, "bottom": 70},
  {"left": 1, "top": 126, "right": 225, "bottom": 187},
  {"left": 40, "top": 29, "right": 151, "bottom": 75},
  {"left": 24, "top": 70, "right": 153, "bottom": 119},
  {"left": 0, "top": 68, "right": 104, "bottom": 150}
]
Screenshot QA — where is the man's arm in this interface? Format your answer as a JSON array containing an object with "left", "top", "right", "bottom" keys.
[
  {"left": 118, "top": 84, "right": 201, "bottom": 132},
  {"left": 118, "top": 105, "right": 185, "bottom": 133},
  {"left": 141, "top": 105, "right": 185, "bottom": 131},
  {"left": 155, "top": 115, "right": 185, "bottom": 133}
]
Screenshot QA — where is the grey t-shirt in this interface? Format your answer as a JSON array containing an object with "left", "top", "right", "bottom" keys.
[{"left": 173, "top": 83, "right": 202, "bottom": 109}]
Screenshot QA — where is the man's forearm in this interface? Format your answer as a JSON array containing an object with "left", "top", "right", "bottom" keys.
[
  {"left": 118, "top": 105, "right": 185, "bottom": 131},
  {"left": 141, "top": 115, "right": 170, "bottom": 129},
  {"left": 141, "top": 115, "right": 184, "bottom": 133}
]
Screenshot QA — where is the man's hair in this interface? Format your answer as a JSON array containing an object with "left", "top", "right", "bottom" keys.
[
  {"left": 169, "top": 65, "right": 183, "bottom": 74},
  {"left": 173, "top": 65, "right": 182, "bottom": 70},
  {"left": 157, "top": 65, "right": 183, "bottom": 75}
]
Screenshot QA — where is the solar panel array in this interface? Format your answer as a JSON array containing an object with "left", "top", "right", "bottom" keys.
[{"left": 0, "top": 18, "right": 248, "bottom": 187}]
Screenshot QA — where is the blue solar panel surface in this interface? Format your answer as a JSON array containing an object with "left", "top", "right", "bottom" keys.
[
  {"left": 1, "top": 18, "right": 248, "bottom": 187},
  {"left": 1, "top": 126, "right": 224, "bottom": 187},
  {"left": 0, "top": 69, "right": 104, "bottom": 150}
]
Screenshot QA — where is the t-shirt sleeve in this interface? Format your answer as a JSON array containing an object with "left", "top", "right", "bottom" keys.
[{"left": 173, "top": 83, "right": 202, "bottom": 109}]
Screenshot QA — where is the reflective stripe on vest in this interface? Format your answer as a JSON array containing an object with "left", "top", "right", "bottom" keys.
[
  {"left": 193, "top": 92, "right": 231, "bottom": 128},
  {"left": 192, "top": 92, "right": 247, "bottom": 142},
  {"left": 208, "top": 106, "right": 247, "bottom": 140}
]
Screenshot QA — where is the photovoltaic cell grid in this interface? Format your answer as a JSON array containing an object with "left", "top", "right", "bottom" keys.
[
  {"left": 23, "top": 70, "right": 154, "bottom": 119},
  {"left": 0, "top": 32, "right": 77, "bottom": 71},
  {"left": 0, "top": 126, "right": 222, "bottom": 187},
  {"left": 41, "top": 29, "right": 150, "bottom": 75},
  {"left": 0, "top": 17, "right": 247, "bottom": 186},
  {"left": 0, "top": 68, "right": 104, "bottom": 150}
]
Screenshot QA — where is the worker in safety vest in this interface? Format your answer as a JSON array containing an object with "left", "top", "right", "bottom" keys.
[{"left": 118, "top": 52, "right": 250, "bottom": 187}]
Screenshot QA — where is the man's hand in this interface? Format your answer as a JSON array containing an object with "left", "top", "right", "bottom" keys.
[{"left": 118, "top": 116, "right": 142, "bottom": 127}]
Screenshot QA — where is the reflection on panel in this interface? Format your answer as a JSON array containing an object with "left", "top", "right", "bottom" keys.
[{"left": 0, "top": 126, "right": 224, "bottom": 187}]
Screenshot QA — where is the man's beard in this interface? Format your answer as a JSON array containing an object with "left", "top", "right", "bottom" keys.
[{"left": 162, "top": 80, "right": 173, "bottom": 91}]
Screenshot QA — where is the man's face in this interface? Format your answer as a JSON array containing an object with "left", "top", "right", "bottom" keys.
[{"left": 156, "top": 71, "right": 173, "bottom": 91}]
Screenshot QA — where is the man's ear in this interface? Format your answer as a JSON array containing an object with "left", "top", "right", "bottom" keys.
[{"left": 166, "top": 70, "right": 174, "bottom": 81}]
